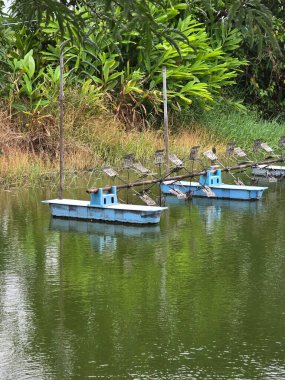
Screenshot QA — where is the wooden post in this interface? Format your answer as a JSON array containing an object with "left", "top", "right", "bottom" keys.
[{"left": 162, "top": 66, "right": 170, "bottom": 175}]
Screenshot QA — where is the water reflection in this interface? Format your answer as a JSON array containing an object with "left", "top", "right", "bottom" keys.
[
  {"left": 50, "top": 217, "right": 161, "bottom": 236},
  {"left": 50, "top": 218, "right": 161, "bottom": 254},
  {"left": 165, "top": 195, "right": 264, "bottom": 234},
  {"left": 1, "top": 185, "right": 285, "bottom": 379},
  {"left": 165, "top": 194, "right": 264, "bottom": 211}
]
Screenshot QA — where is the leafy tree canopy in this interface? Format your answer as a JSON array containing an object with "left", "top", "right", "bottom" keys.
[
  {"left": 8, "top": 0, "right": 188, "bottom": 47},
  {"left": 4, "top": 0, "right": 285, "bottom": 119}
]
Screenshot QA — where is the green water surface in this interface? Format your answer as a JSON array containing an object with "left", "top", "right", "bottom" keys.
[{"left": 1, "top": 180, "right": 285, "bottom": 379}]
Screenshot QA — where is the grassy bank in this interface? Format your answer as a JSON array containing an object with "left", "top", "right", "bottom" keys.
[
  {"left": 0, "top": 106, "right": 223, "bottom": 188},
  {"left": 1, "top": 104, "right": 284, "bottom": 189},
  {"left": 195, "top": 106, "right": 285, "bottom": 149}
]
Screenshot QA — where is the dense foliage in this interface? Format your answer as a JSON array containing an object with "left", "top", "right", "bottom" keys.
[
  {"left": 189, "top": 0, "right": 285, "bottom": 118},
  {"left": 0, "top": 0, "right": 284, "bottom": 129}
]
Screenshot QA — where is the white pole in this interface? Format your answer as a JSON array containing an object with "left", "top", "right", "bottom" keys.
[
  {"left": 59, "top": 44, "right": 64, "bottom": 199},
  {"left": 162, "top": 66, "right": 170, "bottom": 175},
  {"left": 58, "top": 41, "right": 69, "bottom": 199}
]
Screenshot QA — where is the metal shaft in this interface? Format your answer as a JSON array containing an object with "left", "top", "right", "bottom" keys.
[
  {"left": 88, "top": 157, "right": 284, "bottom": 192},
  {"left": 162, "top": 66, "right": 170, "bottom": 175},
  {"left": 58, "top": 45, "right": 64, "bottom": 199}
]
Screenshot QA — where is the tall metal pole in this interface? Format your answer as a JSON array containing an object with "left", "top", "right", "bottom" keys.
[
  {"left": 162, "top": 66, "right": 170, "bottom": 175},
  {"left": 59, "top": 42, "right": 66, "bottom": 199}
]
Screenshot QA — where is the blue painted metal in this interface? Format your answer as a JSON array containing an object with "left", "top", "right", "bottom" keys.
[
  {"left": 199, "top": 168, "right": 222, "bottom": 186},
  {"left": 161, "top": 168, "right": 268, "bottom": 200},
  {"left": 252, "top": 165, "right": 285, "bottom": 178},
  {"left": 90, "top": 186, "right": 118, "bottom": 206},
  {"left": 43, "top": 186, "right": 167, "bottom": 224}
]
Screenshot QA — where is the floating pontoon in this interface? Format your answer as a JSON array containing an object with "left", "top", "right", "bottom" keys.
[
  {"left": 161, "top": 167, "right": 268, "bottom": 201},
  {"left": 43, "top": 186, "right": 167, "bottom": 225},
  {"left": 252, "top": 165, "right": 285, "bottom": 179}
]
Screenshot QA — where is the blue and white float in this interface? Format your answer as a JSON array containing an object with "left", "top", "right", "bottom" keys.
[
  {"left": 43, "top": 186, "right": 167, "bottom": 225},
  {"left": 161, "top": 167, "right": 268, "bottom": 201},
  {"left": 252, "top": 164, "right": 285, "bottom": 179},
  {"left": 251, "top": 140, "right": 285, "bottom": 179}
]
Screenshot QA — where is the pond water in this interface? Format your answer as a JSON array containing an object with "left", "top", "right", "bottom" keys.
[{"left": 1, "top": 178, "right": 285, "bottom": 379}]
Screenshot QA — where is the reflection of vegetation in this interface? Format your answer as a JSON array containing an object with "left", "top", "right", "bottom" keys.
[{"left": 1, "top": 187, "right": 285, "bottom": 377}]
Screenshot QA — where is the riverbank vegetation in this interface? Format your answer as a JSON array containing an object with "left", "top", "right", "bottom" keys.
[
  {"left": 0, "top": 0, "right": 284, "bottom": 187},
  {"left": 0, "top": 103, "right": 223, "bottom": 187}
]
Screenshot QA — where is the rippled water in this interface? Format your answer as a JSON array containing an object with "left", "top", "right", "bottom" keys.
[{"left": 1, "top": 179, "right": 285, "bottom": 379}]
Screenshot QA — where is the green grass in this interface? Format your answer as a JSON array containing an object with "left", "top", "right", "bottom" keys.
[{"left": 195, "top": 106, "right": 285, "bottom": 150}]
